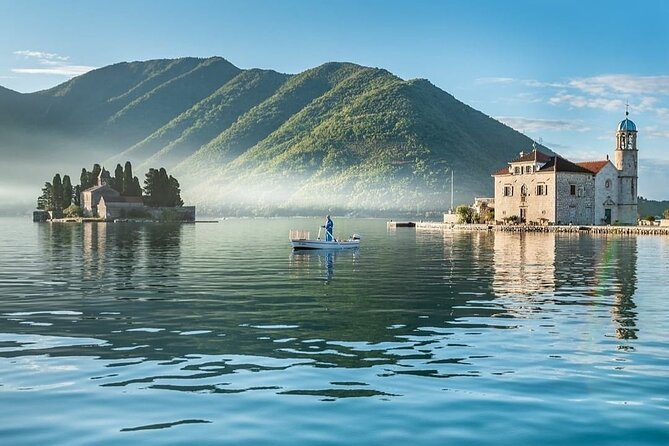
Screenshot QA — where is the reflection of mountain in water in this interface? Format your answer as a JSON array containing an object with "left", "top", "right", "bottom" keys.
[{"left": 2, "top": 221, "right": 640, "bottom": 399}]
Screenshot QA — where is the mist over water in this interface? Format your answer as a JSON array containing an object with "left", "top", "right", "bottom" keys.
[{"left": 0, "top": 218, "right": 668, "bottom": 445}]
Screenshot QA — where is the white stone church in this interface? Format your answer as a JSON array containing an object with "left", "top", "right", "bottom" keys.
[{"left": 493, "top": 112, "right": 639, "bottom": 225}]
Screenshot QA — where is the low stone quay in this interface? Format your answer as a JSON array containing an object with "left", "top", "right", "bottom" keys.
[{"left": 409, "top": 221, "right": 669, "bottom": 236}]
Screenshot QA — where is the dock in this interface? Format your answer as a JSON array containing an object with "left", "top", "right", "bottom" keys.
[{"left": 386, "top": 221, "right": 416, "bottom": 229}]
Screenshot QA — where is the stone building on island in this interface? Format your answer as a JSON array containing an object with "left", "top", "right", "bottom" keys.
[
  {"left": 81, "top": 167, "right": 195, "bottom": 221},
  {"left": 492, "top": 113, "right": 638, "bottom": 225}
]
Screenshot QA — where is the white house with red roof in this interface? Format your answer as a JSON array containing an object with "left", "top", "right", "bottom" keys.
[{"left": 492, "top": 113, "right": 638, "bottom": 225}]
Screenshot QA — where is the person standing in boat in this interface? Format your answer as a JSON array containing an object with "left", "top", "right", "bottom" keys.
[{"left": 322, "top": 215, "right": 334, "bottom": 241}]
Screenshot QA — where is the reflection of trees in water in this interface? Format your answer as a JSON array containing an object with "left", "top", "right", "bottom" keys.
[
  {"left": 39, "top": 222, "right": 81, "bottom": 279},
  {"left": 141, "top": 223, "right": 182, "bottom": 293}
]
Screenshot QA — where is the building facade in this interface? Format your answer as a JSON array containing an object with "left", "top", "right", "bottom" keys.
[
  {"left": 81, "top": 168, "right": 120, "bottom": 217},
  {"left": 493, "top": 114, "right": 639, "bottom": 225}
]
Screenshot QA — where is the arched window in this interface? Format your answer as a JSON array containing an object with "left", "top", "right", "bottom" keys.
[
  {"left": 605, "top": 179, "right": 611, "bottom": 189},
  {"left": 521, "top": 184, "right": 528, "bottom": 196}
]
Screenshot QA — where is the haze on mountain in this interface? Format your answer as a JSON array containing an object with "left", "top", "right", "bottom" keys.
[{"left": 0, "top": 56, "right": 541, "bottom": 216}]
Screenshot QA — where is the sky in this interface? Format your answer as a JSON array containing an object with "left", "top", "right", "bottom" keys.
[{"left": 1, "top": 0, "right": 668, "bottom": 198}]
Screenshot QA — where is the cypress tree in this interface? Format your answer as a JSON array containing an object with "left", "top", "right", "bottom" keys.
[
  {"left": 144, "top": 168, "right": 156, "bottom": 206},
  {"left": 132, "top": 176, "right": 142, "bottom": 197},
  {"left": 168, "top": 175, "right": 183, "bottom": 207},
  {"left": 80, "top": 168, "right": 90, "bottom": 190},
  {"left": 52, "top": 174, "right": 63, "bottom": 211},
  {"left": 62, "top": 175, "right": 73, "bottom": 208},
  {"left": 37, "top": 182, "right": 53, "bottom": 210},
  {"left": 123, "top": 161, "right": 134, "bottom": 196},
  {"left": 91, "top": 164, "right": 101, "bottom": 185},
  {"left": 114, "top": 164, "right": 124, "bottom": 193},
  {"left": 73, "top": 185, "right": 81, "bottom": 206}
]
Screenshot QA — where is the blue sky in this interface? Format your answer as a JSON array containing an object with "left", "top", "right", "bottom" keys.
[{"left": 1, "top": 0, "right": 668, "bottom": 198}]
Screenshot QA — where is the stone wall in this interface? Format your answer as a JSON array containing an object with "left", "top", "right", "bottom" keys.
[
  {"left": 146, "top": 206, "right": 196, "bottom": 221},
  {"left": 555, "top": 172, "right": 595, "bottom": 225},
  {"left": 593, "top": 162, "right": 619, "bottom": 224},
  {"left": 494, "top": 171, "right": 556, "bottom": 224}
]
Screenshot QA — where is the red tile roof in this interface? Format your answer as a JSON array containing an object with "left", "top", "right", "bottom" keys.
[
  {"left": 492, "top": 166, "right": 510, "bottom": 176},
  {"left": 510, "top": 149, "right": 553, "bottom": 163},
  {"left": 576, "top": 160, "right": 610, "bottom": 174},
  {"left": 538, "top": 156, "right": 594, "bottom": 174}
]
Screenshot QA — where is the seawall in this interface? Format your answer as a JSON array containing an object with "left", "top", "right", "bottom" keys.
[{"left": 412, "top": 222, "right": 669, "bottom": 235}]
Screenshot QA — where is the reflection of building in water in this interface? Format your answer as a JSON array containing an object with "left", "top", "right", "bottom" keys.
[
  {"left": 492, "top": 231, "right": 556, "bottom": 297},
  {"left": 492, "top": 231, "right": 638, "bottom": 340},
  {"left": 595, "top": 237, "right": 638, "bottom": 340},
  {"left": 81, "top": 223, "right": 182, "bottom": 286},
  {"left": 82, "top": 222, "right": 107, "bottom": 279}
]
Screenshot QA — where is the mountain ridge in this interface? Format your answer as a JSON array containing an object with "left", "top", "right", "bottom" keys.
[{"left": 1, "top": 57, "right": 541, "bottom": 215}]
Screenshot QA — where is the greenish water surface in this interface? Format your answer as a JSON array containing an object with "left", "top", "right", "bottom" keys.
[{"left": 0, "top": 217, "right": 667, "bottom": 445}]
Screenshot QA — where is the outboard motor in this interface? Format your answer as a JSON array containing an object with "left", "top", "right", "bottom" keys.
[{"left": 351, "top": 233, "right": 361, "bottom": 240}]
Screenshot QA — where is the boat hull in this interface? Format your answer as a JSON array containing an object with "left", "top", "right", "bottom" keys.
[{"left": 290, "top": 239, "right": 360, "bottom": 250}]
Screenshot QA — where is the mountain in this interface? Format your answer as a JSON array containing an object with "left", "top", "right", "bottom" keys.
[{"left": 0, "top": 56, "right": 540, "bottom": 215}]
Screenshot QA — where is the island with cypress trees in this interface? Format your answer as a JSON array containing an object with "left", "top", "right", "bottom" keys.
[{"left": 34, "top": 161, "right": 194, "bottom": 222}]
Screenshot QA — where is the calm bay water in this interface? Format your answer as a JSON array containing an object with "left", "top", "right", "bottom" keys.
[{"left": 0, "top": 217, "right": 668, "bottom": 445}]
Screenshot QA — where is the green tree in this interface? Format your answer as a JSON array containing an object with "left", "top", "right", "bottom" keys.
[
  {"left": 80, "top": 168, "right": 91, "bottom": 190},
  {"left": 168, "top": 175, "right": 183, "bottom": 207},
  {"left": 114, "top": 164, "right": 124, "bottom": 193},
  {"left": 455, "top": 205, "right": 474, "bottom": 224},
  {"left": 91, "top": 164, "right": 101, "bottom": 186},
  {"left": 52, "top": 174, "right": 63, "bottom": 211},
  {"left": 63, "top": 204, "right": 83, "bottom": 218},
  {"left": 132, "top": 176, "right": 142, "bottom": 197},
  {"left": 144, "top": 167, "right": 183, "bottom": 207},
  {"left": 73, "top": 185, "right": 81, "bottom": 206},
  {"left": 123, "top": 161, "right": 134, "bottom": 196},
  {"left": 62, "top": 175, "right": 73, "bottom": 208},
  {"left": 37, "top": 182, "right": 53, "bottom": 210}
]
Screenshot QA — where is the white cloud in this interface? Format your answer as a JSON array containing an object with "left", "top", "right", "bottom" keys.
[
  {"left": 568, "top": 75, "right": 669, "bottom": 96},
  {"left": 14, "top": 50, "right": 69, "bottom": 62},
  {"left": 12, "top": 66, "right": 96, "bottom": 76},
  {"left": 643, "top": 126, "right": 669, "bottom": 139},
  {"left": 12, "top": 49, "right": 96, "bottom": 77},
  {"left": 548, "top": 92, "right": 625, "bottom": 112},
  {"left": 496, "top": 116, "right": 590, "bottom": 132}
]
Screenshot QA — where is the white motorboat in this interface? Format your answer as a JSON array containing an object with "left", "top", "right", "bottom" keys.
[{"left": 289, "top": 228, "right": 361, "bottom": 250}]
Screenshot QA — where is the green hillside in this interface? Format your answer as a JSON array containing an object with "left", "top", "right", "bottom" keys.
[{"left": 0, "top": 57, "right": 540, "bottom": 215}]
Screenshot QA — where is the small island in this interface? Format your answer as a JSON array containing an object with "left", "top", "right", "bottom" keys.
[{"left": 33, "top": 161, "right": 195, "bottom": 222}]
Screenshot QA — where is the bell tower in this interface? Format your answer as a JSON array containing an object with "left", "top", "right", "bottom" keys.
[{"left": 614, "top": 106, "right": 638, "bottom": 224}]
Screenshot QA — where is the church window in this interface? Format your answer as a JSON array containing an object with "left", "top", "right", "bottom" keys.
[
  {"left": 570, "top": 185, "right": 576, "bottom": 195},
  {"left": 605, "top": 179, "right": 611, "bottom": 189},
  {"left": 521, "top": 184, "right": 528, "bottom": 196}
]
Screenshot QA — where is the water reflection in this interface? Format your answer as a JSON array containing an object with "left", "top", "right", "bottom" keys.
[
  {"left": 289, "top": 250, "right": 358, "bottom": 283},
  {"left": 491, "top": 231, "right": 638, "bottom": 340},
  {"left": 11, "top": 222, "right": 642, "bottom": 399},
  {"left": 492, "top": 232, "right": 556, "bottom": 297}
]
